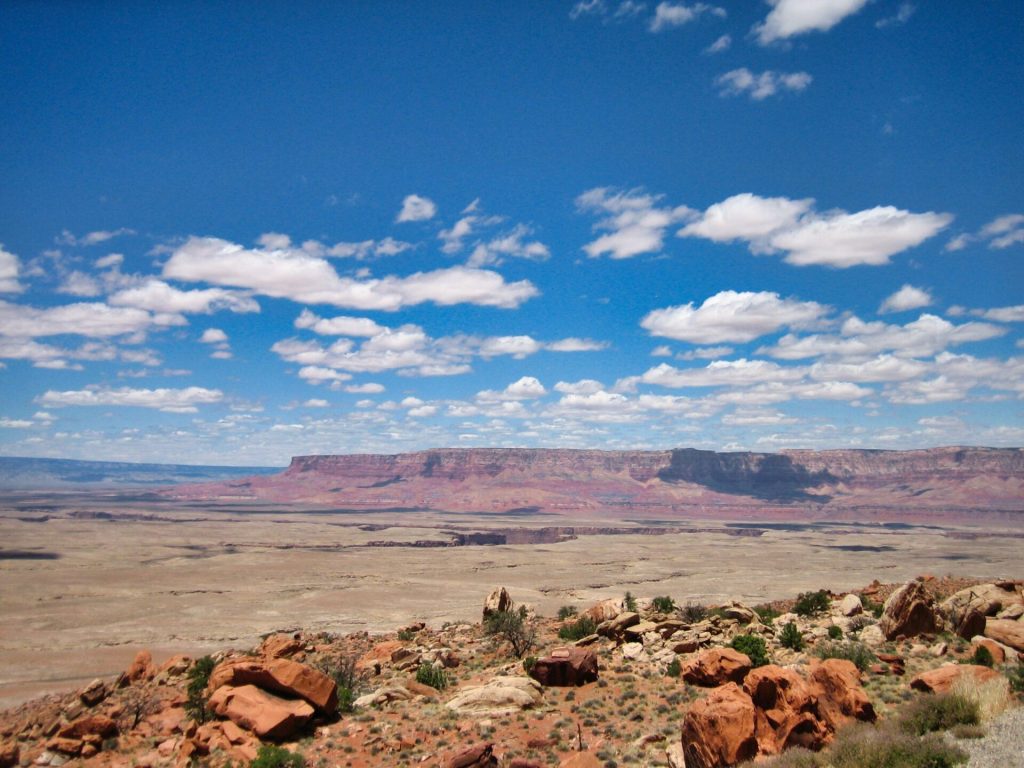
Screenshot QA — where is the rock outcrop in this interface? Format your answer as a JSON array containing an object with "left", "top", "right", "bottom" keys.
[
  {"left": 208, "top": 657, "right": 338, "bottom": 714},
  {"left": 208, "top": 684, "right": 314, "bottom": 741},
  {"left": 681, "top": 648, "right": 752, "bottom": 687},
  {"left": 681, "top": 682, "right": 758, "bottom": 768},
  {"left": 483, "top": 587, "right": 514, "bottom": 619},
  {"left": 446, "top": 676, "right": 543, "bottom": 716},
  {"left": 529, "top": 648, "right": 598, "bottom": 687},
  {"left": 879, "top": 580, "right": 941, "bottom": 640},
  {"left": 909, "top": 664, "right": 1000, "bottom": 694},
  {"left": 982, "top": 619, "right": 1024, "bottom": 653}
]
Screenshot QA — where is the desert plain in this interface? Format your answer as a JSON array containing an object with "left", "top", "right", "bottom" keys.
[{"left": 2, "top": 491, "right": 1022, "bottom": 710}]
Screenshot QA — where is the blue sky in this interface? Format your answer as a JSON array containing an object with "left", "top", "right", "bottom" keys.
[{"left": 1, "top": 0, "right": 1022, "bottom": 465}]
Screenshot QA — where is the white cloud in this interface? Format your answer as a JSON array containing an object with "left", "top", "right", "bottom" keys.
[
  {"left": 641, "top": 358, "right": 807, "bottom": 388},
  {"left": 809, "top": 354, "right": 928, "bottom": 383},
  {"left": 396, "top": 194, "right": 437, "bottom": 223},
  {"left": 0, "top": 245, "right": 25, "bottom": 293},
  {"left": 756, "top": 0, "right": 870, "bottom": 44},
  {"left": 257, "top": 232, "right": 292, "bottom": 249},
  {"left": 677, "top": 345, "right": 735, "bottom": 360},
  {"left": 467, "top": 224, "right": 551, "bottom": 268},
  {"left": 876, "top": 2, "right": 915, "bottom": 29},
  {"left": 477, "top": 335, "right": 543, "bottom": 359},
  {"left": 162, "top": 236, "right": 538, "bottom": 310},
  {"left": 554, "top": 379, "right": 606, "bottom": 395},
  {"left": 576, "top": 187, "right": 695, "bottom": 259},
  {"left": 978, "top": 305, "right": 1024, "bottom": 323},
  {"left": 704, "top": 33, "right": 731, "bottom": 53},
  {"left": 944, "top": 214, "right": 1024, "bottom": 252},
  {"left": 651, "top": 345, "right": 673, "bottom": 357},
  {"left": 715, "top": 69, "right": 812, "bottom": 100},
  {"left": 322, "top": 237, "right": 413, "bottom": 260},
  {"left": 343, "top": 382, "right": 385, "bottom": 394},
  {"left": 477, "top": 376, "right": 547, "bottom": 402},
  {"left": 680, "top": 194, "right": 952, "bottom": 267},
  {"left": 879, "top": 284, "right": 933, "bottom": 314},
  {"left": 57, "top": 271, "right": 103, "bottom": 297},
  {"left": 294, "top": 309, "right": 386, "bottom": 337},
  {"left": 763, "top": 314, "right": 1005, "bottom": 361},
  {"left": 303, "top": 398, "right": 329, "bottom": 408},
  {"left": 95, "top": 253, "right": 124, "bottom": 269},
  {"left": 641, "top": 290, "right": 830, "bottom": 343},
  {"left": 0, "top": 418, "right": 34, "bottom": 428},
  {"left": 200, "top": 328, "right": 228, "bottom": 344},
  {"left": 545, "top": 337, "right": 609, "bottom": 352},
  {"left": 297, "top": 366, "right": 353, "bottom": 384},
  {"left": 570, "top": 0, "right": 607, "bottom": 19},
  {"left": 0, "top": 298, "right": 184, "bottom": 339},
  {"left": 722, "top": 408, "right": 797, "bottom": 426},
  {"left": 58, "top": 228, "right": 136, "bottom": 247},
  {"left": 407, "top": 405, "right": 438, "bottom": 418},
  {"left": 649, "top": 3, "right": 725, "bottom": 33},
  {"left": 109, "top": 279, "right": 260, "bottom": 315},
  {"left": 37, "top": 386, "right": 223, "bottom": 413}
]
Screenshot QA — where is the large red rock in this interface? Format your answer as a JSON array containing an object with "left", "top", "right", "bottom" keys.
[
  {"left": 583, "top": 598, "right": 623, "bottom": 624},
  {"left": 807, "top": 659, "right": 876, "bottom": 731},
  {"left": 447, "top": 742, "right": 498, "bottom": 768},
  {"left": 681, "top": 647, "right": 752, "bottom": 687},
  {"left": 742, "top": 665, "right": 828, "bottom": 755},
  {"left": 483, "top": 587, "right": 514, "bottom": 619},
  {"left": 120, "top": 650, "right": 156, "bottom": 685},
  {"left": 208, "top": 684, "right": 314, "bottom": 741},
  {"left": 0, "top": 742, "right": 17, "bottom": 768},
  {"left": 529, "top": 648, "right": 598, "bottom": 687},
  {"left": 680, "top": 682, "right": 758, "bottom": 768},
  {"left": 208, "top": 657, "right": 337, "bottom": 713},
  {"left": 260, "top": 633, "right": 304, "bottom": 659},
  {"left": 972, "top": 637, "right": 1007, "bottom": 665},
  {"left": 879, "top": 580, "right": 940, "bottom": 640},
  {"left": 910, "top": 664, "right": 1000, "bottom": 694},
  {"left": 57, "top": 714, "right": 118, "bottom": 740},
  {"left": 983, "top": 619, "right": 1024, "bottom": 652}
]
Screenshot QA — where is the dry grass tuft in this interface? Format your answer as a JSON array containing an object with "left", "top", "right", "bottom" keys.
[{"left": 950, "top": 673, "right": 1011, "bottom": 722}]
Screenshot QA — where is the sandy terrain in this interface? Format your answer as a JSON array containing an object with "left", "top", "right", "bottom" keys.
[{"left": 1, "top": 495, "right": 1022, "bottom": 708}]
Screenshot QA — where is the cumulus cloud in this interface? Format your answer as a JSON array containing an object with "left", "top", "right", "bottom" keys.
[
  {"left": 0, "top": 298, "right": 183, "bottom": 339},
  {"left": 162, "top": 236, "right": 538, "bottom": 310},
  {"left": 545, "top": 338, "right": 609, "bottom": 352},
  {"left": 576, "top": 187, "right": 695, "bottom": 259},
  {"left": 704, "top": 33, "right": 731, "bottom": 53},
  {"left": 109, "top": 279, "right": 260, "bottom": 315},
  {"left": 879, "top": 284, "right": 933, "bottom": 314},
  {"left": 641, "top": 290, "right": 830, "bottom": 343},
  {"left": 320, "top": 237, "right": 413, "bottom": 260},
  {"left": 37, "top": 386, "right": 223, "bottom": 413},
  {"left": 57, "top": 271, "right": 103, "bottom": 297},
  {"left": 0, "top": 245, "right": 26, "bottom": 294},
  {"left": 677, "top": 345, "right": 735, "bottom": 360},
  {"left": 396, "top": 194, "right": 437, "bottom": 223},
  {"left": 467, "top": 224, "right": 551, "bottom": 268},
  {"left": 715, "top": 69, "right": 812, "bottom": 100},
  {"left": 58, "top": 228, "right": 136, "bottom": 247},
  {"left": 294, "top": 309, "right": 386, "bottom": 337},
  {"left": 641, "top": 358, "right": 807, "bottom": 388},
  {"left": 762, "top": 314, "right": 1005, "bottom": 361},
  {"left": 477, "top": 376, "right": 548, "bottom": 402},
  {"left": 343, "top": 382, "right": 385, "bottom": 394},
  {"left": 200, "top": 328, "right": 228, "bottom": 344},
  {"left": 649, "top": 2, "right": 725, "bottom": 32},
  {"left": 680, "top": 194, "right": 952, "bottom": 267},
  {"left": 554, "top": 379, "right": 606, "bottom": 395},
  {"left": 945, "top": 214, "right": 1024, "bottom": 252},
  {"left": 755, "top": 0, "right": 870, "bottom": 44},
  {"left": 876, "top": 2, "right": 915, "bottom": 29}
]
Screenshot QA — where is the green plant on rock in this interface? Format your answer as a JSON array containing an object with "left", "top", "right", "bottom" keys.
[
  {"left": 251, "top": 744, "right": 305, "bottom": 768},
  {"left": 969, "top": 645, "right": 995, "bottom": 668},
  {"left": 827, "top": 624, "right": 844, "bottom": 640},
  {"left": 779, "top": 621, "right": 805, "bottom": 651},
  {"left": 651, "top": 595, "right": 676, "bottom": 613},
  {"left": 415, "top": 662, "right": 449, "bottom": 690},
  {"left": 484, "top": 606, "right": 536, "bottom": 658},
  {"left": 523, "top": 656, "right": 538, "bottom": 675},
  {"left": 559, "top": 615, "right": 598, "bottom": 641},
  {"left": 730, "top": 633, "right": 770, "bottom": 668},
  {"left": 185, "top": 655, "right": 216, "bottom": 724},
  {"left": 624, "top": 591, "right": 638, "bottom": 612},
  {"left": 557, "top": 605, "right": 578, "bottom": 620},
  {"left": 793, "top": 589, "right": 831, "bottom": 617}
]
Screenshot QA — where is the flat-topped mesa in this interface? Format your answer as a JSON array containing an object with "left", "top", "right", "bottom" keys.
[{"left": 284, "top": 448, "right": 675, "bottom": 484}]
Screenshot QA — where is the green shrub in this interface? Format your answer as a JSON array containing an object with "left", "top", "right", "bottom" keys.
[
  {"left": 651, "top": 595, "right": 676, "bottom": 613},
  {"left": 557, "top": 605, "right": 578, "bottom": 620},
  {"left": 484, "top": 606, "right": 536, "bottom": 658},
  {"left": 251, "top": 744, "right": 305, "bottom": 768},
  {"left": 523, "top": 656, "right": 537, "bottom": 675},
  {"left": 624, "top": 591, "right": 638, "bottom": 612},
  {"left": 1010, "top": 664, "right": 1024, "bottom": 694},
  {"left": 730, "top": 634, "right": 770, "bottom": 667},
  {"left": 681, "top": 602, "right": 708, "bottom": 623},
  {"left": 415, "top": 662, "right": 449, "bottom": 690},
  {"left": 828, "top": 725, "right": 967, "bottom": 768},
  {"left": 559, "top": 615, "right": 598, "bottom": 641},
  {"left": 779, "top": 621, "right": 805, "bottom": 651},
  {"left": 397, "top": 629, "right": 415, "bottom": 641},
  {"left": 185, "top": 655, "right": 216, "bottom": 724},
  {"left": 860, "top": 595, "right": 885, "bottom": 618},
  {"left": 666, "top": 658, "right": 681, "bottom": 678},
  {"left": 793, "top": 590, "right": 831, "bottom": 617},
  {"left": 898, "top": 692, "right": 979, "bottom": 736},
  {"left": 828, "top": 625, "right": 843, "bottom": 640},
  {"left": 970, "top": 645, "right": 994, "bottom": 668},
  {"left": 814, "top": 641, "right": 875, "bottom": 671},
  {"left": 753, "top": 604, "right": 780, "bottom": 626},
  {"left": 316, "top": 654, "right": 359, "bottom": 715}
]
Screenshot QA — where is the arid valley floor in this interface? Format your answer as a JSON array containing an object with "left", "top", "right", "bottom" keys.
[{"left": 3, "top": 492, "right": 1022, "bottom": 711}]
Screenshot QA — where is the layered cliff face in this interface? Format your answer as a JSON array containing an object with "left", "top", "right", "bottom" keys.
[{"left": 169, "top": 446, "right": 1024, "bottom": 519}]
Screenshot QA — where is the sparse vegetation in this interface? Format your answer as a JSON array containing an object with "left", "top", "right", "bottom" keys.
[
  {"left": 316, "top": 654, "right": 359, "bottom": 714},
  {"left": 828, "top": 624, "right": 843, "bottom": 640},
  {"left": 1010, "top": 664, "right": 1024, "bottom": 695},
  {"left": 651, "top": 595, "right": 676, "bottom": 613},
  {"left": 484, "top": 606, "right": 536, "bottom": 658},
  {"left": 415, "top": 662, "right": 449, "bottom": 690},
  {"left": 623, "top": 591, "right": 638, "bottom": 612},
  {"left": 753, "top": 604, "right": 780, "bottom": 626},
  {"left": 558, "top": 615, "right": 598, "bottom": 641},
  {"left": 898, "top": 692, "right": 979, "bottom": 736},
  {"left": 557, "top": 605, "right": 578, "bottom": 620},
  {"left": 666, "top": 657, "right": 681, "bottom": 678},
  {"left": 814, "top": 640, "right": 875, "bottom": 671},
  {"left": 828, "top": 725, "right": 968, "bottom": 768},
  {"left": 680, "top": 602, "right": 709, "bottom": 623},
  {"left": 397, "top": 629, "right": 415, "bottom": 641},
  {"left": 185, "top": 655, "right": 216, "bottom": 724},
  {"left": 251, "top": 744, "right": 305, "bottom": 768},
  {"left": 779, "top": 621, "right": 805, "bottom": 651},
  {"left": 969, "top": 645, "right": 994, "bottom": 668},
  {"left": 793, "top": 589, "right": 831, "bottom": 617},
  {"left": 730, "top": 633, "right": 769, "bottom": 667}
]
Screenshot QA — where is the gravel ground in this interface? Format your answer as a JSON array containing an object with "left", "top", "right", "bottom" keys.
[{"left": 955, "top": 704, "right": 1024, "bottom": 767}]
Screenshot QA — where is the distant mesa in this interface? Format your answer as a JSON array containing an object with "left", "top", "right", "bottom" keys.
[{"left": 163, "top": 446, "right": 1024, "bottom": 522}]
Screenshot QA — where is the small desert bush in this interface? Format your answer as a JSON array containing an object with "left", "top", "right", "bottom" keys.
[
  {"left": 316, "top": 654, "right": 359, "bottom": 714},
  {"left": 665, "top": 657, "right": 681, "bottom": 678},
  {"left": 484, "top": 606, "right": 536, "bottom": 658},
  {"left": 848, "top": 614, "right": 875, "bottom": 633},
  {"left": 968, "top": 645, "right": 994, "bottom": 668},
  {"left": 793, "top": 589, "right": 831, "bottom": 617},
  {"left": 814, "top": 640, "right": 875, "bottom": 671},
  {"left": 751, "top": 747, "right": 824, "bottom": 767},
  {"left": 1010, "top": 664, "right": 1024, "bottom": 694},
  {"left": 523, "top": 655, "right": 537, "bottom": 675},
  {"left": 415, "top": 662, "right": 449, "bottom": 690},
  {"left": 397, "top": 629, "right": 415, "bottom": 641},
  {"left": 898, "top": 692, "right": 979, "bottom": 736},
  {"left": 753, "top": 604, "right": 780, "bottom": 626},
  {"left": 651, "top": 595, "right": 676, "bottom": 613},
  {"left": 557, "top": 605, "right": 578, "bottom": 620},
  {"left": 828, "top": 724, "right": 967, "bottom": 768},
  {"left": 828, "top": 624, "right": 843, "bottom": 640},
  {"left": 951, "top": 674, "right": 1011, "bottom": 722},
  {"left": 251, "top": 744, "right": 305, "bottom": 768},
  {"left": 730, "top": 633, "right": 770, "bottom": 667},
  {"left": 623, "top": 591, "right": 638, "bottom": 612},
  {"left": 779, "top": 621, "right": 805, "bottom": 651},
  {"left": 860, "top": 595, "right": 885, "bottom": 618},
  {"left": 185, "top": 655, "right": 216, "bottom": 724},
  {"left": 680, "top": 602, "right": 709, "bottom": 623},
  {"left": 559, "top": 616, "right": 598, "bottom": 641}
]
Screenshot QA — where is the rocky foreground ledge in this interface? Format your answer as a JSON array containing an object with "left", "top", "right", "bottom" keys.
[{"left": 1, "top": 577, "right": 1022, "bottom": 768}]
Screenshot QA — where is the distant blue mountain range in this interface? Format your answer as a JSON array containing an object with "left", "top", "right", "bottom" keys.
[{"left": 0, "top": 456, "right": 282, "bottom": 488}]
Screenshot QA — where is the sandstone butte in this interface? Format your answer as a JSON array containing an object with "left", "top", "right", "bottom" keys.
[
  {"left": 163, "top": 446, "right": 1024, "bottom": 522},
  {"left": 0, "top": 575, "right": 1021, "bottom": 768}
]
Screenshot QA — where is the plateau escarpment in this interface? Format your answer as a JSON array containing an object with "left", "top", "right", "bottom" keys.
[{"left": 167, "top": 446, "right": 1024, "bottom": 522}]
